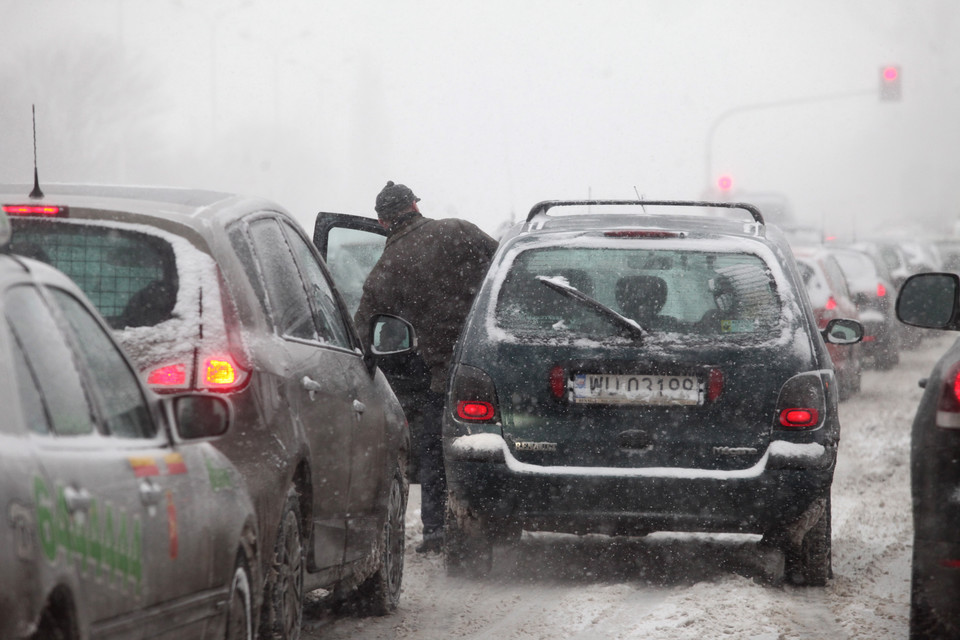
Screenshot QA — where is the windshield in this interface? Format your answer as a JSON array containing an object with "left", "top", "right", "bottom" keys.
[{"left": 496, "top": 247, "right": 781, "bottom": 341}]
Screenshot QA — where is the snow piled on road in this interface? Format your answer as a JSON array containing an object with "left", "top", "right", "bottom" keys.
[{"left": 303, "top": 333, "right": 955, "bottom": 640}]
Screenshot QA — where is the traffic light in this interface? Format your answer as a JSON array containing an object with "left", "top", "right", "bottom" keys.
[
  {"left": 880, "top": 65, "right": 901, "bottom": 101},
  {"left": 717, "top": 175, "right": 733, "bottom": 192}
]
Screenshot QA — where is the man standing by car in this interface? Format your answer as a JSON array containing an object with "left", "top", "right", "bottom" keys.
[{"left": 355, "top": 181, "right": 498, "bottom": 553}]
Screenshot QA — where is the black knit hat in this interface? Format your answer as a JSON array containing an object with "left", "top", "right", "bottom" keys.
[{"left": 375, "top": 181, "right": 420, "bottom": 219}]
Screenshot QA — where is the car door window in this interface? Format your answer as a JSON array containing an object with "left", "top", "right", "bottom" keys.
[
  {"left": 248, "top": 218, "right": 320, "bottom": 341},
  {"left": 4, "top": 285, "right": 95, "bottom": 436},
  {"left": 8, "top": 324, "right": 52, "bottom": 435},
  {"left": 49, "top": 288, "right": 155, "bottom": 439},
  {"left": 326, "top": 226, "right": 386, "bottom": 316},
  {"left": 281, "top": 221, "right": 353, "bottom": 349}
]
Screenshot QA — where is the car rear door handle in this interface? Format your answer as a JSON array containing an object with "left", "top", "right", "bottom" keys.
[
  {"left": 302, "top": 376, "right": 323, "bottom": 401},
  {"left": 63, "top": 486, "right": 92, "bottom": 514},
  {"left": 139, "top": 479, "right": 163, "bottom": 507}
]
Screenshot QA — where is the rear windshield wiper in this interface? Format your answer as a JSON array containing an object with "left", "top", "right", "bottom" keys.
[{"left": 537, "top": 276, "right": 647, "bottom": 341}]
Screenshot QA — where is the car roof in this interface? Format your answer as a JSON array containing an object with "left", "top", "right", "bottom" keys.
[{"left": 0, "top": 183, "right": 291, "bottom": 238}]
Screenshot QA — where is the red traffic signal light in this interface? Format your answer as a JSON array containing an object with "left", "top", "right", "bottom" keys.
[
  {"left": 880, "top": 65, "right": 901, "bottom": 101},
  {"left": 717, "top": 175, "right": 733, "bottom": 191}
]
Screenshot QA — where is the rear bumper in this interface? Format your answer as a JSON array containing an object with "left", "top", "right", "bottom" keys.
[{"left": 444, "top": 434, "right": 835, "bottom": 535}]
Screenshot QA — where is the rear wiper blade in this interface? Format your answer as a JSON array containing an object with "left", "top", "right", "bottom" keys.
[{"left": 537, "top": 276, "right": 647, "bottom": 341}]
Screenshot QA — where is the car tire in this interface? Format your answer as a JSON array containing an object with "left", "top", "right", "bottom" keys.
[
  {"left": 348, "top": 465, "right": 408, "bottom": 616},
  {"left": 444, "top": 491, "right": 493, "bottom": 578},
  {"left": 262, "top": 489, "right": 305, "bottom": 640},
  {"left": 783, "top": 496, "right": 832, "bottom": 586},
  {"left": 225, "top": 554, "right": 254, "bottom": 640},
  {"left": 910, "top": 547, "right": 956, "bottom": 638},
  {"left": 32, "top": 599, "right": 75, "bottom": 640}
]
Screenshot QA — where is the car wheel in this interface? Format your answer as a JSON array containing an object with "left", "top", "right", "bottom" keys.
[
  {"left": 262, "top": 489, "right": 305, "bottom": 640},
  {"left": 444, "top": 491, "right": 493, "bottom": 578},
  {"left": 32, "top": 601, "right": 74, "bottom": 640},
  {"left": 910, "top": 547, "right": 956, "bottom": 638},
  {"left": 225, "top": 555, "right": 254, "bottom": 640},
  {"left": 783, "top": 496, "right": 832, "bottom": 586},
  {"left": 349, "top": 465, "right": 408, "bottom": 615}
]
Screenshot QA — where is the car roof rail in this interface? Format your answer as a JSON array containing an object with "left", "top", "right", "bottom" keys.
[{"left": 525, "top": 199, "right": 765, "bottom": 227}]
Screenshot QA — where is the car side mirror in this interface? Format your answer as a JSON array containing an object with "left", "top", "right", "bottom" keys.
[
  {"left": 822, "top": 318, "right": 863, "bottom": 345},
  {"left": 369, "top": 314, "right": 418, "bottom": 355},
  {"left": 165, "top": 393, "right": 232, "bottom": 440},
  {"left": 364, "top": 314, "right": 418, "bottom": 374},
  {"left": 897, "top": 272, "right": 960, "bottom": 330}
]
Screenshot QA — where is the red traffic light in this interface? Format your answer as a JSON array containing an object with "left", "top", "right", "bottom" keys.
[
  {"left": 717, "top": 175, "right": 733, "bottom": 191},
  {"left": 880, "top": 65, "right": 901, "bottom": 101}
]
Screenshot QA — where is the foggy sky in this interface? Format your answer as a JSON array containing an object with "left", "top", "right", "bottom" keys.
[{"left": 2, "top": 0, "right": 958, "bottom": 239}]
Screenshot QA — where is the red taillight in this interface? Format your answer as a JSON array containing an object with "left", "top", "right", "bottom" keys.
[
  {"left": 456, "top": 401, "right": 496, "bottom": 421},
  {"left": 2, "top": 204, "right": 67, "bottom": 217},
  {"left": 147, "top": 364, "right": 187, "bottom": 387},
  {"left": 779, "top": 408, "right": 820, "bottom": 428},
  {"left": 825, "top": 297, "right": 837, "bottom": 311},
  {"left": 200, "top": 354, "right": 249, "bottom": 391},
  {"left": 707, "top": 368, "right": 724, "bottom": 402},
  {"left": 877, "top": 282, "right": 887, "bottom": 297},
  {"left": 549, "top": 365, "right": 567, "bottom": 399},
  {"left": 940, "top": 559, "right": 960, "bottom": 569},
  {"left": 936, "top": 363, "right": 960, "bottom": 429}
]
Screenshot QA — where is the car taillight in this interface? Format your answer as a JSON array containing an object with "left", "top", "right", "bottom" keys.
[
  {"left": 877, "top": 282, "right": 887, "bottom": 298},
  {"left": 780, "top": 408, "right": 820, "bottom": 428},
  {"left": 199, "top": 354, "right": 250, "bottom": 392},
  {"left": 935, "top": 362, "right": 960, "bottom": 429},
  {"left": 707, "top": 368, "right": 724, "bottom": 402},
  {"left": 550, "top": 365, "right": 566, "bottom": 399},
  {"left": 825, "top": 296, "right": 838, "bottom": 311},
  {"left": 775, "top": 372, "right": 827, "bottom": 430},
  {"left": 147, "top": 364, "right": 188, "bottom": 388},
  {"left": 450, "top": 364, "right": 498, "bottom": 423},
  {"left": 457, "top": 401, "right": 496, "bottom": 421},
  {"left": 2, "top": 204, "right": 68, "bottom": 217}
]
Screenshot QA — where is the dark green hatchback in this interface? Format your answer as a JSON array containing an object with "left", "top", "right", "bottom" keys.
[{"left": 442, "top": 200, "right": 862, "bottom": 585}]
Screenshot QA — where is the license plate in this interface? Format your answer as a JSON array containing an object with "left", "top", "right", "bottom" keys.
[{"left": 571, "top": 373, "right": 702, "bottom": 405}]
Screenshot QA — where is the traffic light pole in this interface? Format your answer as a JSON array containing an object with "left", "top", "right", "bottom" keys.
[{"left": 705, "top": 88, "right": 875, "bottom": 191}]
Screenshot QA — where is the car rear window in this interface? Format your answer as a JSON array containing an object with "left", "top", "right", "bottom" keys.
[
  {"left": 495, "top": 247, "right": 782, "bottom": 340},
  {"left": 11, "top": 221, "right": 178, "bottom": 329}
]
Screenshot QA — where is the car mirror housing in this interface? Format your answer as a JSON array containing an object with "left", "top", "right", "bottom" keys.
[
  {"left": 166, "top": 393, "right": 233, "bottom": 440},
  {"left": 369, "top": 314, "right": 418, "bottom": 355},
  {"left": 822, "top": 318, "right": 863, "bottom": 345},
  {"left": 897, "top": 272, "right": 960, "bottom": 330}
]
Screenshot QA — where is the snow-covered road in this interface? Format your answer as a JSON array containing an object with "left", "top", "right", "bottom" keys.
[{"left": 302, "top": 333, "right": 954, "bottom": 639}]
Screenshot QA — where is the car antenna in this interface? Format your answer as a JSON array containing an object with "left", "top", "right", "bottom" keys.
[
  {"left": 29, "top": 104, "right": 44, "bottom": 199},
  {"left": 633, "top": 186, "right": 647, "bottom": 213}
]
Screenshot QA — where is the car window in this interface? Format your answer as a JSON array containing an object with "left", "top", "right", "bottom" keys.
[
  {"left": 326, "top": 226, "right": 386, "bottom": 316},
  {"left": 7, "top": 324, "right": 52, "bottom": 435},
  {"left": 496, "top": 247, "right": 781, "bottom": 339},
  {"left": 4, "top": 285, "right": 96, "bottom": 436},
  {"left": 49, "top": 287, "right": 155, "bottom": 439},
  {"left": 11, "top": 221, "right": 178, "bottom": 329},
  {"left": 247, "top": 217, "right": 319, "bottom": 341},
  {"left": 281, "top": 220, "right": 353, "bottom": 349}
]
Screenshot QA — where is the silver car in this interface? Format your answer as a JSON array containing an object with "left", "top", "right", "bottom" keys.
[{"left": 0, "top": 208, "right": 259, "bottom": 639}]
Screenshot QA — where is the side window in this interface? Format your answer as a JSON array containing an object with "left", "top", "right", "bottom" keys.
[
  {"left": 49, "top": 288, "right": 155, "bottom": 439},
  {"left": 247, "top": 218, "right": 319, "bottom": 341},
  {"left": 8, "top": 326, "right": 52, "bottom": 435},
  {"left": 4, "top": 285, "right": 95, "bottom": 436},
  {"left": 326, "top": 226, "right": 386, "bottom": 316},
  {"left": 282, "top": 221, "right": 353, "bottom": 349},
  {"left": 228, "top": 223, "right": 272, "bottom": 324}
]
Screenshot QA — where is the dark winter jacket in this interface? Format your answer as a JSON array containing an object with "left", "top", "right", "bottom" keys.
[{"left": 354, "top": 213, "right": 498, "bottom": 393}]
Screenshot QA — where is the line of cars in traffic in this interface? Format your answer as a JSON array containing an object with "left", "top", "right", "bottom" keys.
[
  {"left": 0, "top": 184, "right": 417, "bottom": 640},
  {"left": 4, "top": 180, "right": 956, "bottom": 638}
]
